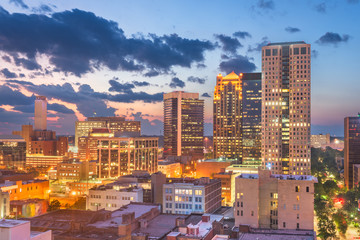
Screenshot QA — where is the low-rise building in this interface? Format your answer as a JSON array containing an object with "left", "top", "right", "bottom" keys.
[
  {"left": 234, "top": 170, "right": 317, "bottom": 230},
  {"left": 196, "top": 158, "right": 234, "bottom": 179},
  {"left": 163, "top": 178, "right": 221, "bottom": 215},
  {"left": 167, "top": 214, "right": 224, "bottom": 240},
  {"left": 10, "top": 198, "right": 48, "bottom": 218},
  {"left": 0, "top": 219, "right": 52, "bottom": 240},
  {"left": 213, "top": 171, "right": 239, "bottom": 206},
  {"left": 57, "top": 160, "right": 97, "bottom": 182},
  {"left": 87, "top": 184, "right": 143, "bottom": 211},
  {"left": 26, "top": 155, "right": 68, "bottom": 168},
  {"left": 0, "top": 135, "right": 26, "bottom": 170},
  {"left": 66, "top": 180, "right": 103, "bottom": 196},
  {"left": 26, "top": 203, "right": 161, "bottom": 239},
  {"left": 311, "top": 134, "right": 330, "bottom": 148},
  {"left": 0, "top": 190, "right": 10, "bottom": 218},
  {"left": 0, "top": 180, "right": 49, "bottom": 201},
  {"left": 158, "top": 161, "right": 182, "bottom": 178}
]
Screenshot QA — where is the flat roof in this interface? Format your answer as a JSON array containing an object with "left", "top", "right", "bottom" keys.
[
  {"left": 0, "top": 219, "right": 28, "bottom": 228},
  {"left": 133, "top": 214, "right": 184, "bottom": 238},
  {"left": 267, "top": 41, "right": 306, "bottom": 46},
  {"left": 237, "top": 173, "right": 317, "bottom": 182},
  {"left": 88, "top": 203, "right": 159, "bottom": 228},
  {"left": 238, "top": 229, "right": 315, "bottom": 240},
  {"left": 0, "top": 135, "right": 25, "bottom": 141}
]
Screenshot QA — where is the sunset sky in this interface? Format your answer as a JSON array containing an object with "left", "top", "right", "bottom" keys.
[{"left": 0, "top": 0, "right": 359, "bottom": 136}]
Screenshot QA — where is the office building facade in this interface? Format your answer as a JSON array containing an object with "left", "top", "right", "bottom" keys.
[
  {"left": 0, "top": 135, "right": 26, "bottom": 169},
  {"left": 162, "top": 178, "right": 221, "bottom": 215},
  {"left": 213, "top": 72, "right": 243, "bottom": 161},
  {"left": 261, "top": 42, "right": 311, "bottom": 175},
  {"left": 344, "top": 115, "right": 360, "bottom": 189},
  {"left": 75, "top": 117, "right": 141, "bottom": 147},
  {"left": 234, "top": 170, "right": 316, "bottom": 230},
  {"left": 164, "top": 91, "right": 204, "bottom": 160},
  {"left": 78, "top": 130, "right": 158, "bottom": 178},
  {"left": 242, "top": 73, "right": 262, "bottom": 165}
]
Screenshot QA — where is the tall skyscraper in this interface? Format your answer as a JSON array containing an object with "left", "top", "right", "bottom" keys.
[
  {"left": 242, "top": 73, "right": 262, "bottom": 165},
  {"left": 213, "top": 72, "right": 242, "bottom": 161},
  {"left": 261, "top": 42, "right": 311, "bottom": 175},
  {"left": 344, "top": 114, "right": 360, "bottom": 189},
  {"left": 34, "top": 96, "right": 47, "bottom": 130},
  {"left": 163, "top": 91, "right": 204, "bottom": 160}
]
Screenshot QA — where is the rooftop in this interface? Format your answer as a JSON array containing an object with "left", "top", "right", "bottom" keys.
[
  {"left": 133, "top": 214, "right": 184, "bottom": 238},
  {"left": 237, "top": 173, "right": 318, "bottom": 182},
  {"left": 267, "top": 41, "right": 306, "bottom": 46},
  {"left": 88, "top": 203, "right": 159, "bottom": 228},
  {"left": 0, "top": 219, "right": 28, "bottom": 228},
  {"left": 158, "top": 161, "right": 179, "bottom": 165},
  {"left": 222, "top": 71, "right": 240, "bottom": 80},
  {"left": 238, "top": 228, "right": 315, "bottom": 240},
  {"left": 0, "top": 135, "right": 25, "bottom": 141}
]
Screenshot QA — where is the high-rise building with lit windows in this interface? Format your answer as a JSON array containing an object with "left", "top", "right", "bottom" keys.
[
  {"left": 34, "top": 96, "right": 47, "bottom": 131},
  {"left": 163, "top": 91, "right": 204, "bottom": 160},
  {"left": 242, "top": 73, "right": 262, "bottom": 165},
  {"left": 261, "top": 42, "right": 311, "bottom": 175},
  {"left": 344, "top": 114, "right": 360, "bottom": 189},
  {"left": 213, "top": 72, "right": 243, "bottom": 161}
]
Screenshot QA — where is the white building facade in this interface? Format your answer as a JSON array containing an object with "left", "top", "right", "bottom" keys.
[{"left": 87, "top": 186, "right": 143, "bottom": 211}]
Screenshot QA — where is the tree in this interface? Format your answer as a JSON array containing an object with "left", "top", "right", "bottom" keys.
[
  {"left": 71, "top": 197, "right": 86, "bottom": 210},
  {"left": 332, "top": 211, "right": 348, "bottom": 235},
  {"left": 317, "top": 215, "right": 337, "bottom": 240},
  {"left": 323, "top": 180, "right": 339, "bottom": 198},
  {"left": 47, "top": 199, "right": 61, "bottom": 212}
]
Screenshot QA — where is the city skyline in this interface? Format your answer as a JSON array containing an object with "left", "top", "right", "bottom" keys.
[{"left": 0, "top": 0, "right": 359, "bottom": 136}]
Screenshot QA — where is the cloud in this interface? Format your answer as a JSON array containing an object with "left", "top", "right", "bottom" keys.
[
  {"left": 144, "top": 70, "right": 160, "bottom": 77},
  {"left": 257, "top": 0, "right": 274, "bottom": 10},
  {"left": 312, "top": 50, "right": 319, "bottom": 59},
  {"left": 197, "top": 63, "right": 206, "bottom": 69},
  {"left": 6, "top": 80, "right": 163, "bottom": 118},
  {"left": 32, "top": 4, "right": 53, "bottom": 14},
  {"left": 201, "top": 93, "right": 211, "bottom": 98},
  {"left": 131, "top": 112, "right": 163, "bottom": 135},
  {"left": 108, "top": 78, "right": 135, "bottom": 93},
  {"left": 316, "top": 32, "right": 350, "bottom": 46},
  {"left": 315, "top": 3, "right": 326, "bottom": 13},
  {"left": 2, "top": 55, "right": 11, "bottom": 63},
  {"left": 285, "top": 27, "right": 300, "bottom": 33},
  {"left": 133, "top": 81, "right": 150, "bottom": 87},
  {"left": 233, "top": 31, "right": 252, "bottom": 39},
  {"left": 215, "top": 34, "right": 242, "bottom": 52},
  {"left": 0, "top": 7, "right": 216, "bottom": 76},
  {"left": 13, "top": 57, "right": 42, "bottom": 70},
  {"left": 248, "top": 37, "right": 269, "bottom": 52},
  {"left": 1, "top": 68, "right": 18, "bottom": 78},
  {"left": 0, "top": 85, "right": 34, "bottom": 106},
  {"left": 9, "top": 0, "right": 29, "bottom": 9},
  {"left": 187, "top": 76, "right": 206, "bottom": 84},
  {"left": 219, "top": 55, "right": 257, "bottom": 74},
  {"left": 48, "top": 103, "right": 74, "bottom": 114},
  {"left": 169, "top": 77, "right": 185, "bottom": 88}
]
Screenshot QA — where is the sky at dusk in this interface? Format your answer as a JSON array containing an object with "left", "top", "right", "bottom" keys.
[{"left": 0, "top": 0, "right": 359, "bottom": 136}]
